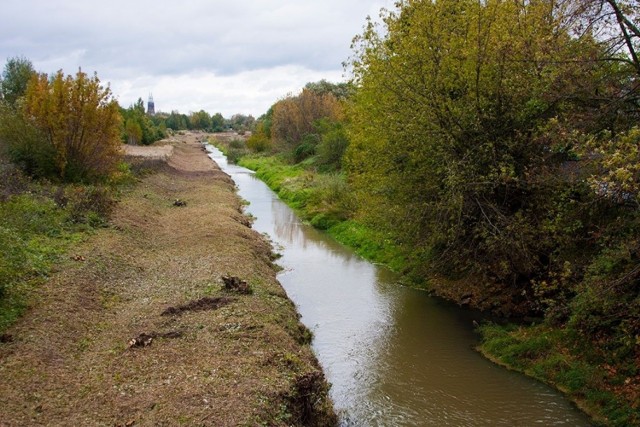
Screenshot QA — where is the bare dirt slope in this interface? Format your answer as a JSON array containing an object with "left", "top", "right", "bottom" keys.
[{"left": 0, "top": 133, "right": 335, "bottom": 426}]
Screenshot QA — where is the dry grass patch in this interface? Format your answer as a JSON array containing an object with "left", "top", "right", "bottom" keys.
[{"left": 0, "top": 134, "right": 335, "bottom": 426}]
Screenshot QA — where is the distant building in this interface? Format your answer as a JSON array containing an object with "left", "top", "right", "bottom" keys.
[{"left": 147, "top": 94, "right": 155, "bottom": 115}]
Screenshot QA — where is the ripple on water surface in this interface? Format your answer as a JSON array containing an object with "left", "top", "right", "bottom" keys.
[{"left": 206, "top": 145, "right": 592, "bottom": 427}]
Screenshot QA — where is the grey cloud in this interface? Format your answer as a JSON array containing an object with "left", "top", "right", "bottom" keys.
[{"left": 1, "top": 0, "right": 394, "bottom": 114}]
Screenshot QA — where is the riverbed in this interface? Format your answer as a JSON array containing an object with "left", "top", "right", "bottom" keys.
[{"left": 207, "top": 146, "right": 592, "bottom": 426}]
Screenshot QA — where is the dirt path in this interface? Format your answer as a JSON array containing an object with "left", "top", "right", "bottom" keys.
[{"left": 0, "top": 134, "right": 335, "bottom": 426}]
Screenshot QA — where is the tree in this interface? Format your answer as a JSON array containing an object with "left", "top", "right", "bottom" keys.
[
  {"left": 166, "top": 110, "right": 190, "bottom": 130},
  {"left": 304, "top": 80, "right": 352, "bottom": 100},
  {"left": 271, "top": 88, "right": 343, "bottom": 151},
  {"left": 346, "top": 0, "right": 618, "bottom": 307},
  {"left": 124, "top": 118, "right": 143, "bottom": 145},
  {"left": 0, "top": 57, "right": 35, "bottom": 107},
  {"left": 121, "top": 98, "right": 164, "bottom": 145},
  {"left": 563, "top": 0, "right": 640, "bottom": 75},
  {"left": 210, "top": 112, "right": 225, "bottom": 132},
  {"left": 227, "top": 114, "right": 255, "bottom": 132},
  {"left": 23, "top": 69, "right": 122, "bottom": 182},
  {"left": 189, "top": 110, "right": 211, "bottom": 130},
  {"left": 315, "top": 120, "right": 349, "bottom": 171}
]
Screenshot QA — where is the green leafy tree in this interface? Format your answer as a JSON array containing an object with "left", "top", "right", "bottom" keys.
[
  {"left": 346, "top": 0, "right": 616, "bottom": 304},
  {"left": 211, "top": 112, "right": 225, "bottom": 132},
  {"left": 189, "top": 110, "right": 211, "bottom": 130},
  {"left": 0, "top": 57, "right": 35, "bottom": 107},
  {"left": 305, "top": 80, "right": 352, "bottom": 100},
  {"left": 166, "top": 110, "right": 190, "bottom": 131},
  {"left": 121, "top": 98, "right": 163, "bottom": 145},
  {"left": 124, "top": 118, "right": 143, "bottom": 145},
  {"left": 315, "top": 120, "right": 349, "bottom": 171},
  {"left": 0, "top": 103, "right": 54, "bottom": 177}
]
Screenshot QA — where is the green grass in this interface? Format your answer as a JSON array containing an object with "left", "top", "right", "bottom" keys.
[
  {"left": 478, "top": 323, "right": 639, "bottom": 427},
  {"left": 0, "top": 164, "right": 129, "bottom": 333},
  {"left": 328, "top": 221, "right": 405, "bottom": 271},
  {"left": 238, "top": 154, "right": 407, "bottom": 272},
  {"left": 0, "top": 194, "right": 72, "bottom": 331}
]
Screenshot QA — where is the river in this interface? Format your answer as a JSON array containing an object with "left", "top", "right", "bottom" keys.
[{"left": 206, "top": 146, "right": 592, "bottom": 426}]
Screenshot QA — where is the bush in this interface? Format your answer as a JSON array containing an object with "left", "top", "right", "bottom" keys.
[
  {"left": 293, "top": 134, "right": 319, "bottom": 163},
  {"left": 246, "top": 132, "right": 271, "bottom": 153},
  {"left": 0, "top": 105, "right": 57, "bottom": 179},
  {"left": 60, "top": 185, "right": 115, "bottom": 225},
  {"left": 0, "top": 157, "right": 32, "bottom": 201},
  {"left": 23, "top": 69, "right": 122, "bottom": 182},
  {"left": 225, "top": 142, "right": 250, "bottom": 164},
  {"left": 306, "top": 173, "right": 352, "bottom": 227},
  {"left": 316, "top": 123, "right": 348, "bottom": 171}
]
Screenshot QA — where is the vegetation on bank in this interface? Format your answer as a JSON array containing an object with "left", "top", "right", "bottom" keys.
[
  {"left": 0, "top": 159, "right": 124, "bottom": 332},
  {"left": 235, "top": 155, "right": 406, "bottom": 272},
  {"left": 215, "top": 1, "right": 640, "bottom": 424},
  {"left": 478, "top": 323, "right": 637, "bottom": 426},
  {"left": 0, "top": 58, "right": 133, "bottom": 333},
  {"left": 0, "top": 56, "right": 257, "bottom": 334}
]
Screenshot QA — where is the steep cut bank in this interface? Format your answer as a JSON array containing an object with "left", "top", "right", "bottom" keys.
[{"left": 0, "top": 134, "right": 335, "bottom": 426}]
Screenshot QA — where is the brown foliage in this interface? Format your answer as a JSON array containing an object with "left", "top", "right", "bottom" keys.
[{"left": 271, "top": 88, "right": 343, "bottom": 147}]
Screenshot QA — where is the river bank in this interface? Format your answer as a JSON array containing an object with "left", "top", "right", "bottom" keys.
[
  {"left": 217, "top": 140, "right": 638, "bottom": 426},
  {"left": 207, "top": 143, "right": 598, "bottom": 425},
  {"left": 0, "top": 134, "right": 336, "bottom": 426}
]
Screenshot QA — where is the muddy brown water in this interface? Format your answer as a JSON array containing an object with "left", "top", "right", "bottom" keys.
[{"left": 206, "top": 146, "right": 592, "bottom": 426}]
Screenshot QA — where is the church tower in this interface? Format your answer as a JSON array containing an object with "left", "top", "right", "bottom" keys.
[{"left": 147, "top": 93, "right": 155, "bottom": 115}]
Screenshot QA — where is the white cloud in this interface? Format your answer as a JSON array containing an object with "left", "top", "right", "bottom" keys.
[
  {"left": 1, "top": 0, "right": 395, "bottom": 117},
  {"left": 112, "top": 65, "right": 344, "bottom": 117}
]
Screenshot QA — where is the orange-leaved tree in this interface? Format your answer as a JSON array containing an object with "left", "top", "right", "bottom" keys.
[
  {"left": 23, "top": 69, "right": 122, "bottom": 182},
  {"left": 271, "top": 88, "right": 343, "bottom": 149}
]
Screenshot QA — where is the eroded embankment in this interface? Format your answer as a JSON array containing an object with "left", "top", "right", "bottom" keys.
[{"left": 0, "top": 134, "right": 336, "bottom": 426}]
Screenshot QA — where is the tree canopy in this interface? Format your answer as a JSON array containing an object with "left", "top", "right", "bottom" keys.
[
  {"left": 0, "top": 57, "right": 35, "bottom": 107},
  {"left": 22, "top": 69, "right": 122, "bottom": 181},
  {"left": 346, "top": 0, "right": 638, "bottom": 320}
]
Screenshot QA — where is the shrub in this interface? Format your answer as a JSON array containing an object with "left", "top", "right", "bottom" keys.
[
  {"left": 226, "top": 142, "right": 250, "bottom": 164},
  {"left": 293, "top": 134, "right": 319, "bottom": 163},
  {"left": 316, "top": 123, "right": 348, "bottom": 171},
  {"left": 22, "top": 69, "right": 122, "bottom": 182},
  {"left": 56, "top": 185, "right": 115, "bottom": 225},
  {"left": 246, "top": 131, "right": 271, "bottom": 153},
  {"left": 0, "top": 105, "right": 57, "bottom": 178}
]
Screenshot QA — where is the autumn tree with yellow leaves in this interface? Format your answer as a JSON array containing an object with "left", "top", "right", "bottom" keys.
[
  {"left": 271, "top": 88, "right": 343, "bottom": 150},
  {"left": 22, "top": 69, "right": 122, "bottom": 182}
]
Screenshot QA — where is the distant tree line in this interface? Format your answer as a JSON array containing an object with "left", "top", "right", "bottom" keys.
[
  {"left": 0, "top": 56, "right": 257, "bottom": 180},
  {"left": 154, "top": 110, "right": 255, "bottom": 135}
]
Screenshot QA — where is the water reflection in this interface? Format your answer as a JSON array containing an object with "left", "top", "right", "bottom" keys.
[{"left": 205, "top": 146, "right": 591, "bottom": 426}]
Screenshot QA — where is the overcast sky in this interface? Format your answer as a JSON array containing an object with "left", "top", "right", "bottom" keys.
[{"left": 0, "top": 0, "right": 394, "bottom": 117}]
